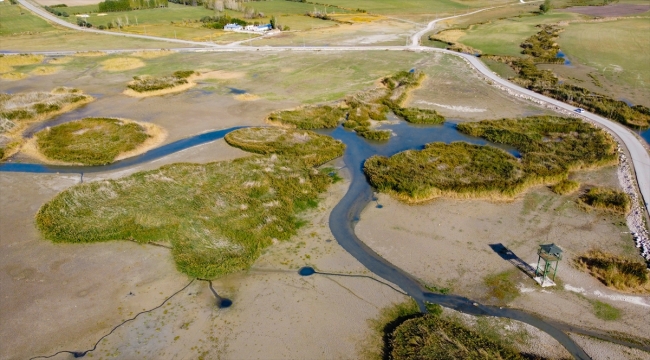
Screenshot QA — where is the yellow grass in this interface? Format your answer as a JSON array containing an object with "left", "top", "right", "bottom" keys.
[
  {"left": 0, "top": 54, "right": 44, "bottom": 72},
  {"left": 30, "top": 66, "right": 62, "bottom": 76},
  {"left": 20, "top": 119, "right": 166, "bottom": 165},
  {"left": 199, "top": 70, "right": 246, "bottom": 80},
  {"left": 131, "top": 50, "right": 174, "bottom": 59},
  {"left": 329, "top": 14, "right": 384, "bottom": 23},
  {"left": 122, "top": 79, "right": 196, "bottom": 98},
  {"left": 234, "top": 93, "right": 260, "bottom": 101},
  {"left": 432, "top": 29, "right": 465, "bottom": 43},
  {"left": 100, "top": 57, "right": 146, "bottom": 72},
  {"left": 74, "top": 51, "right": 106, "bottom": 57},
  {"left": 0, "top": 72, "right": 28, "bottom": 81}
]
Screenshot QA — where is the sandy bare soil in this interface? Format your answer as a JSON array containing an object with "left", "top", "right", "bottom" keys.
[
  {"left": 563, "top": 4, "right": 650, "bottom": 17},
  {"left": 0, "top": 148, "right": 407, "bottom": 360},
  {"left": 356, "top": 165, "right": 650, "bottom": 356}
]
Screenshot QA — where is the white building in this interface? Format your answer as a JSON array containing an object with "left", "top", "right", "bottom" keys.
[{"left": 224, "top": 23, "right": 243, "bottom": 31}]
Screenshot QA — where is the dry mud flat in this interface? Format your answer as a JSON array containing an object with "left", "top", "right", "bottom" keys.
[
  {"left": 0, "top": 151, "right": 407, "bottom": 359},
  {"left": 356, "top": 165, "right": 650, "bottom": 358}
]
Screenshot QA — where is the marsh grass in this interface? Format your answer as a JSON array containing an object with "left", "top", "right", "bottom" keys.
[
  {"left": 390, "top": 313, "right": 525, "bottom": 360},
  {"left": 127, "top": 70, "right": 195, "bottom": 93},
  {"left": 34, "top": 117, "right": 151, "bottom": 165},
  {"left": 366, "top": 116, "right": 616, "bottom": 202},
  {"left": 267, "top": 105, "right": 345, "bottom": 129},
  {"left": 576, "top": 250, "right": 649, "bottom": 293},
  {"left": 36, "top": 154, "right": 335, "bottom": 279},
  {"left": 0, "top": 88, "right": 93, "bottom": 160},
  {"left": 578, "top": 187, "right": 630, "bottom": 214},
  {"left": 224, "top": 127, "right": 345, "bottom": 167},
  {"left": 550, "top": 179, "right": 580, "bottom": 195},
  {"left": 268, "top": 71, "right": 445, "bottom": 138}
]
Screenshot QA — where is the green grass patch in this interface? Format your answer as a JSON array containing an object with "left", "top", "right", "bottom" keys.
[
  {"left": 0, "top": 2, "right": 58, "bottom": 36},
  {"left": 267, "top": 105, "right": 345, "bottom": 129},
  {"left": 590, "top": 299, "right": 622, "bottom": 321},
  {"left": 579, "top": 187, "right": 630, "bottom": 214},
  {"left": 36, "top": 153, "right": 335, "bottom": 279},
  {"left": 224, "top": 127, "right": 345, "bottom": 167},
  {"left": 355, "top": 128, "right": 391, "bottom": 141},
  {"left": 576, "top": 249, "right": 649, "bottom": 293},
  {"left": 34, "top": 117, "right": 150, "bottom": 165},
  {"left": 127, "top": 70, "right": 194, "bottom": 92},
  {"left": 365, "top": 116, "right": 617, "bottom": 202},
  {"left": 390, "top": 313, "right": 525, "bottom": 359},
  {"left": 483, "top": 270, "right": 520, "bottom": 304},
  {"left": 550, "top": 179, "right": 580, "bottom": 195}
]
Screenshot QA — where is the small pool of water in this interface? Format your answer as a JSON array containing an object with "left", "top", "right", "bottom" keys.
[{"left": 227, "top": 87, "right": 247, "bottom": 95}]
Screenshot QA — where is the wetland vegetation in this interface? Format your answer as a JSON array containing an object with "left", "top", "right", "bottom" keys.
[
  {"left": 127, "top": 70, "right": 195, "bottom": 93},
  {"left": 577, "top": 250, "right": 649, "bottom": 293},
  {"left": 578, "top": 187, "right": 630, "bottom": 214},
  {"left": 224, "top": 127, "right": 345, "bottom": 167},
  {"left": 365, "top": 116, "right": 617, "bottom": 202},
  {"left": 268, "top": 71, "right": 444, "bottom": 141},
  {"left": 0, "top": 88, "right": 93, "bottom": 160},
  {"left": 550, "top": 179, "right": 580, "bottom": 195},
  {"left": 34, "top": 117, "right": 152, "bottom": 165},
  {"left": 36, "top": 130, "right": 344, "bottom": 278}
]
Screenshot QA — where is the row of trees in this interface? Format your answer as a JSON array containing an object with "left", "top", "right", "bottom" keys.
[{"left": 97, "top": 0, "right": 168, "bottom": 12}]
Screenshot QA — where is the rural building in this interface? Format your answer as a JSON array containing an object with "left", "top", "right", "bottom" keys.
[{"left": 224, "top": 24, "right": 243, "bottom": 31}]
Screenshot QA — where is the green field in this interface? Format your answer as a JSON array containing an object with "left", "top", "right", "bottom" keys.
[
  {"left": 557, "top": 18, "right": 650, "bottom": 99},
  {"left": 453, "top": 11, "right": 582, "bottom": 56},
  {"left": 0, "top": 2, "right": 57, "bottom": 35},
  {"left": 311, "top": 0, "right": 507, "bottom": 14}
]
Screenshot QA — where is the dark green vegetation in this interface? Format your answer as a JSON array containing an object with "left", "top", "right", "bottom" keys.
[
  {"left": 390, "top": 312, "right": 525, "bottom": 360},
  {"left": 200, "top": 15, "right": 248, "bottom": 29},
  {"left": 365, "top": 116, "right": 617, "bottom": 202},
  {"left": 127, "top": 70, "right": 194, "bottom": 93},
  {"left": 577, "top": 250, "right": 649, "bottom": 293},
  {"left": 44, "top": 5, "right": 69, "bottom": 17},
  {"left": 578, "top": 187, "right": 630, "bottom": 214},
  {"left": 550, "top": 179, "right": 580, "bottom": 195},
  {"left": 34, "top": 118, "right": 150, "bottom": 165},
  {"left": 268, "top": 71, "right": 444, "bottom": 141},
  {"left": 99, "top": 0, "right": 168, "bottom": 13},
  {"left": 484, "top": 26, "right": 650, "bottom": 128},
  {"left": 36, "top": 131, "right": 343, "bottom": 278},
  {"left": 224, "top": 127, "right": 345, "bottom": 167}
]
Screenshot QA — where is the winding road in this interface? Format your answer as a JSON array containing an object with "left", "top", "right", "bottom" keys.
[{"left": 4, "top": 1, "right": 650, "bottom": 358}]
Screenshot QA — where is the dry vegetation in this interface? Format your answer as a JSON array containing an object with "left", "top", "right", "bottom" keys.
[
  {"left": 0, "top": 54, "right": 44, "bottom": 76},
  {"left": 365, "top": 116, "right": 617, "bottom": 203},
  {"left": 34, "top": 118, "right": 152, "bottom": 166},
  {"left": 0, "top": 88, "right": 94, "bottom": 160},
  {"left": 100, "top": 57, "right": 145, "bottom": 72},
  {"left": 578, "top": 187, "right": 631, "bottom": 214},
  {"left": 550, "top": 179, "right": 580, "bottom": 195},
  {"left": 576, "top": 250, "right": 649, "bottom": 293}
]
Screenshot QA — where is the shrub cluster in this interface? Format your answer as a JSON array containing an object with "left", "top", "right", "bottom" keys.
[
  {"left": 201, "top": 15, "right": 248, "bottom": 29},
  {"left": 550, "top": 179, "right": 580, "bottom": 195},
  {"left": 577, "top": 250, "right": 649, "bottom": 292},
  {"left": 579, "top": 187, "right": 631, "bottom": 214},
  {"left": 44, "top": 6, "right": 69, "bottom": 17}
]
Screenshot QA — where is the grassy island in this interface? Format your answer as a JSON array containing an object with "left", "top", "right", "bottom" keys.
[
  {"left": 0, "top": 88, "right": 93, "bottom": 160},
  {"left": 33, "top": 117, "right": 153, "bottom": 165},
  {"left": 36, "top": 131, "right": 344, "bottom": 279},
  {"left": 225, "top": 127, "right": 345, "bottom": 167},
  {"left": 365, "top": 116, "right": 617, "bottom": 202},
  {"left": 124, "top": 70, "right": 197, "bottom": 97}
]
